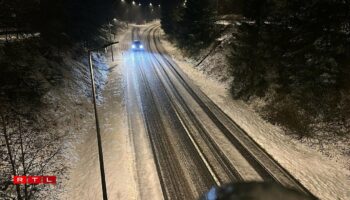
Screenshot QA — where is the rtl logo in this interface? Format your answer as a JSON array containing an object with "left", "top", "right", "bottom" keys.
[{"left": 13, "top": 176, "right": 57, "bottom": 185}]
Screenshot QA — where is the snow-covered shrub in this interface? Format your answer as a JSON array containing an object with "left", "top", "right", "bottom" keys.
[{"left": 263, "top": 95, "right": 313, "bottom": 138}]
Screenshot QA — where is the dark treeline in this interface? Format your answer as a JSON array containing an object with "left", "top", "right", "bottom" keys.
[
  {"left": 0, "top": 0, "right": 118, "bottom": 103},
  {"left": 231, "top": 0, "right": 350, "bottom": 136},
  {"left": 0, "top": 0, "right": 116, "bottom": 47},
  {"left": 219, "top": 0, "right": 243, "bottom": 14},
  {"left": 232, "top": 0, "right": 350, "bottom": 99},
  {"left": 160, "top": 0, "right": 243, "bottom": 49},
  {"left": 160, "top": 0, "right": 217, "bottom": 50},
  {"left": 160, "top": 0, "right": 350, "bottom": 137}
]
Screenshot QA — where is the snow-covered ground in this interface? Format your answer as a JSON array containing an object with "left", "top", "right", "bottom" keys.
[
  {"left": 61, "top": 25, "right": 163, "bottom": 200},
  {"left": 58, "top": 22, "right": 349, "bottom": 200},
  {"left": 42, "top": 52, "right": 114, "bottom": 199},
  {"left": 159, "top": 30, "right": 350, "bottom": 200},
  {"left": 0, "top": 33, "right": 40, "bottom": 43},
  {"left": 60, "top": 28, "right": 140, "bottom": 200},
  {"left": 0, "top": 36, "right": 114, "bottom": 199},
  {"left": 60, "top": 56, "right": 137, "bottom": 200}
]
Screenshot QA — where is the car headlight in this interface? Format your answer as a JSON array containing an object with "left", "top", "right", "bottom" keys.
[
  {"left": 132, "top": 44, "right": 136, "bottom": 49},
  {"left": 140, "top": 45, "right": 144, "bottom": 49}
]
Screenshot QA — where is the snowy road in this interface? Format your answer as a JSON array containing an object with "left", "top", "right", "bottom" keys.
[{"left": 122, "top": 24, "right": 315, "bottom": 199}]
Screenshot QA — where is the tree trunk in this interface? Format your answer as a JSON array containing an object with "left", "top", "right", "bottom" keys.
[
  {"left": 19, "top": 118, "right": 28, "bottom": 200},
  {"left": 1, "top": 113, "right": 22, "bottom": 200}
]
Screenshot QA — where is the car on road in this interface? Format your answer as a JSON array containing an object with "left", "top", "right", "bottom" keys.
[{"left": 132, "top": 40, "right": 144, "bottom": 51}]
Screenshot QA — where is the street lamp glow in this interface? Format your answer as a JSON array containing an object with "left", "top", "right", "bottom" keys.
[
  {"left": 121, "top": 0, "right": 125, "bottom": 2},
  {"left": 139, "top": 3, "right": 141, "bottom": 6},
  {"left": 132, "top": 1, "right": 135, "bottom": 5},
  {"left": 149, "top": 3, "right": 153, "bottom": 7}
]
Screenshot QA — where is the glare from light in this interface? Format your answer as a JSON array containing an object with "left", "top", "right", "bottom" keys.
[
  {"left": 132, "top": 44, "right": 136, "bottom": 49},
  {"left": 149, "top": 3, "right": 153, "bottom": 7},
  {"left": 140, "top": 45, "right": 144, "bottom": 49},
  {"left": 132, "top": 1, "right": 135, "bottom": 5},
  {"left": 139, "top": 3, "right": 141, "bottom": 6}
]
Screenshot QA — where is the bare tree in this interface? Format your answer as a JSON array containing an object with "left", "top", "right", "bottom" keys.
[
  {"left": 1, "top": 113, "right": 22, "bottom": 200},
  {"left": 0, "top": 109, "right": 67, "bottom": 200}
]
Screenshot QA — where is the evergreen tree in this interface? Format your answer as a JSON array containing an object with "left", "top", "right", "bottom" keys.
[
  {"left": 38, "top": 0, "right": 67, "bottom": 46},
  {"left": 230, "top": 0, "right": 350, "bottom": 136},
  {"left": 230, "top": 23, "right": 271, "bottom": 99},
  {"left": 179, "top": 0, "right": 216, "bottom": 48},
  {"left": 64, "top": 0, "right": 115, "bottom": 43},
  {"left": 229, "top": 0, "right": 270, "bottom": 99},
  {"left": 0, "top": 0, "right": 40, "bottom": 32},
  {"left": 160, "top": 0, "right": 182, "bottom": 35},
  {"left": 230, "top": 0, "right": 350, "bottom": 99},
  {"left": 280, "top": 0, "right": 350, "bottom": 95},
  {"left": 221, "top": 0, "right": 244, "bottom": 14},
  {"left": 0, "top": 0, "right": 116, "bottom": 47}
]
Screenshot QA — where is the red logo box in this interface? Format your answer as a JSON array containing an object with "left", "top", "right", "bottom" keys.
[{"left": 13, "top": 176, "right": 57, "bottom": 185}]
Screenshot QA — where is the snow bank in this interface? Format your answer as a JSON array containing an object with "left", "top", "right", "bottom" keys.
[
  {"left": 160, "top": 30, "right": 350, "bottom": 200},
  {"left": 0, "top": 39, "right": 111, "bottom": 199}
]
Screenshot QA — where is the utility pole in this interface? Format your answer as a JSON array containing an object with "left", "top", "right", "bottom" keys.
[
  {"left": 87, "top": 41, "right": 118, "bottom": 200},
  {"left": 108, "top": 22, "right": 114, "bottom": 61}
]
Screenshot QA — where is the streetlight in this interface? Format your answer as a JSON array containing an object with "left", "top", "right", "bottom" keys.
[
  {"left": 138, "top": 3, "right": 141, "bottom": 6},
  {"left": 107, "top": 22, "right": 115, "bottom": 61},
  {"left": 132, "top": 1, "right": 135, "bottom": 6},
  {"left": 149, "top": 2, "right": 153, "bottom": 7},
  {"left": 87, "top": 41, "right": 118, "bottom": 200}
]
